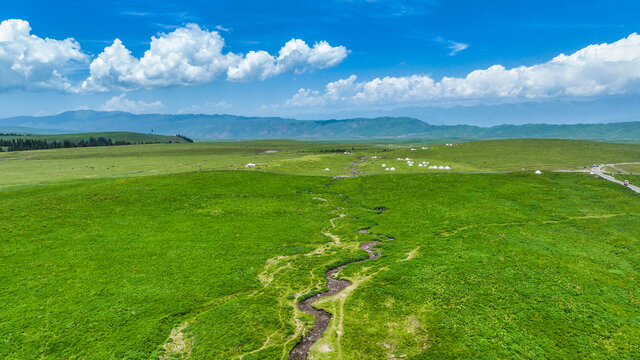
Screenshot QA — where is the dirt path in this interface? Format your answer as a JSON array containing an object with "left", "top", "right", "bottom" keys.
[
  {"left": 595, "top": 164, "right": 640, "bottom": 194},
  {"left": 288, "top": 241, "right": 381, "bottom": 360},
  {"left": 350, "top": 157, "right": 367, "bottom": 177}
]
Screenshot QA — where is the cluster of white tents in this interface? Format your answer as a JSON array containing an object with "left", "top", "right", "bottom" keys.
[
  {"left": 383, "top": 158, "right": 452, "bottom": 171},
  {"left": 445, "top": 143, "right": 454, "bottom": 146},
  {"left": 245, "top": 163, "right": 256, "bottom": 168}
]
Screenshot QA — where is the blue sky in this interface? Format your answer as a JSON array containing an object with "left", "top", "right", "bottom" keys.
[{"left": 1, "top": 0, "right": 639, "bottom": 121}]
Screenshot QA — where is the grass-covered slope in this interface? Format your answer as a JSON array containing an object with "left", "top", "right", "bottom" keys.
[
  {"left": 313, "top": 172, "right": 640, "bottom": 359},
  {"left": 0, "top": 171, "right": 361, "bottom": 359},
  {"left": 2, "top": 170, "right": 639, "bottom": 359},
  {"left": 0, "top": 139, "right": 639, "bottom": 359}
]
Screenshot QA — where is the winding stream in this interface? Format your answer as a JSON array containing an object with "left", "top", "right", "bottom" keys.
[{"left": 288, "top": 241, "right": 381, "bottom": 360}]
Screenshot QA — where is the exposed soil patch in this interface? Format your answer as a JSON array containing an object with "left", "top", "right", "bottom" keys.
[
  {"left": 161, "top": 321, "right": 193, "bottom": 360},
  {"left": 260, "top": 149, "right": 284, "bottom": 153},
  {"left": 350, "top": 157, "right": 367, "bottom": 177},
  {"left": 288, "top": 241, "right": 381, "bottom": 360},
  {"left": 358, "top": 228, "right": 370, "bottom": 234}
]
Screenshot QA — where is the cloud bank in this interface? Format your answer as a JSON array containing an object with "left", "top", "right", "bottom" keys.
[
  {"left": 100, "top": 94, "right": 164, "bottom": 113},
  {"left": 286, "top": 33, "right": 640, "bottom": 108},
  {"left": 0, "top": 19, "right": 349, "bottom": 93}
]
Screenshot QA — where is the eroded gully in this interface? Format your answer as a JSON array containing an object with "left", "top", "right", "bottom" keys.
[{"left": 288, "top": 241, "right": 381, "bottom": 360}]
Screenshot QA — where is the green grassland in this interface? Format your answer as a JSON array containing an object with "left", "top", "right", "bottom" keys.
[
  {"left": 0, "top": 131, "right": 189, "bottom": 144},
  {"left": 613, "top": 173, "right": 640, "bottom": 182},
  {"left": 615, "top": 164, "right": 640, "bottom": 174},
  {"left": 1, "top": 139, "right": 639, "bottom": 359},
  {"left": 316, "top": 173, "right": 640, "bottom": 359},
  {"left": 2, "top": 139, "right": 640, "bottom": 190},
  {"left": 0, "top": 172, "right": 364, "bottom": 359}
]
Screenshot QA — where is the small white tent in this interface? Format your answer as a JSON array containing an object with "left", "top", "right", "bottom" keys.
[{"left": 535, "top": 170, "right": 542, "bottom": 175}]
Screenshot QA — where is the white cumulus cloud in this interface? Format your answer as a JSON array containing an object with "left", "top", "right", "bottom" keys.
[
  {"left": 227, "top": 38, "right": 349, "bottom": 81},
  {"left": 82, "top": 24, "right": 240, "bottom": 92},
  {"left": 0, "top": 20, "right": 348, "bottom": 93},
  {"left": 0, "top": 19, "right": 87, "bottom": 92},
  {"left": 286, "top": 33, "right": 640, "bottom": 108},
  {"left": 82, "top": 24, "right": 349, "bottom": 91},
  {"left": 100, "top": 94, "right": 164, "bottom": 113}
]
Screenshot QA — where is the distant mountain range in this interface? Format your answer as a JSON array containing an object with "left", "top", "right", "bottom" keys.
[
  {"left": 300, "top": 96, "right": 640, "bottom": 126},
  {"left": 2, "top": 110, "right": 640, "bottom": 142}
]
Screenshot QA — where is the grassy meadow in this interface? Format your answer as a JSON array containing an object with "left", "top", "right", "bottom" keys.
[
  {"left": 1, "top": 139, "right": 639, "bottom": 359},
  {"left": 2, "top": 138, "right": 640, "bottom": 189}
]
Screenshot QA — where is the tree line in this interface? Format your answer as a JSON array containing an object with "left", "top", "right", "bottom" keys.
[
  {"left": 0, "top": 137, "right": 133, "bottom": 152},
  {"left": 176, "top": 134, "right": 194, "bottom": 143}
]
